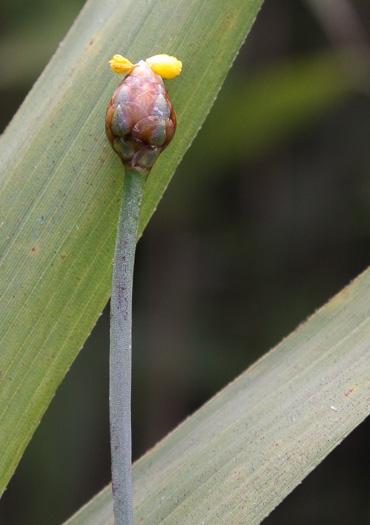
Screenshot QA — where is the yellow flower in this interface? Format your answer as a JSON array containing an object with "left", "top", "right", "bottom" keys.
[
  {"left": 146, "top": 54, "right": 182, "bottom": 79},
  {"left": 109, "top": 55, "right": 134, "bottom": 74}
]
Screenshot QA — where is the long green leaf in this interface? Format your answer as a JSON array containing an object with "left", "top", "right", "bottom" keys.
[
  {"left": 192, "top": 52, "right": 357, "bottom": 168},
  {"left": 64, "top": 269, "right": 369, "bottom": 524},
  {"left": 0, "top": 0, "right": 264, "bottom": 496}
]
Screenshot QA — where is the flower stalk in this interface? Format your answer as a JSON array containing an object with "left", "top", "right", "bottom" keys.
[
  {"left": 106, "top": 54, "right": 181, "bottom": 525},
  {"left": 110, "top": 166, "right": 146, "bottom": 525}
]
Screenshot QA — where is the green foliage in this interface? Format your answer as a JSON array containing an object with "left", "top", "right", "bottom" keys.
[
  {"left": 64, "top": 269, "right": 370, "bottom": 524},
  {"left": 0, "top": 0, "right": 263, "bottom": 497},
  {"left": 193, "top": 53, "right": 356, "bottom": 168},
  {"left": 1, "top": 0, "right": 368, "bottom": 523}
]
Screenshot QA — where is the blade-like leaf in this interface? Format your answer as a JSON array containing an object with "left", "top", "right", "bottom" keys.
[
  {"left": 192, "top": 51, "right": 361, "bottom": 169},
  {"left": 0, "top": 0, "right": 264, "bottom": 495},
  {"left": 64, "top": 269, "right": 369, "bottom": 525}
]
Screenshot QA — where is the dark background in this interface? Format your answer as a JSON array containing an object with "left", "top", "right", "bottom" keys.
[{"left": 1, "top": 0, "right": 369, "bottom": 524}]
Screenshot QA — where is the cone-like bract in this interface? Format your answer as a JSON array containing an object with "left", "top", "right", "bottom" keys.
[{"left": 106, "top": 61, "right": 176, "bottom": 172}]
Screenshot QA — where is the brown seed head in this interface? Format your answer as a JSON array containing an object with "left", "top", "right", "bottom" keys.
[{"left": 105, "top": 61, "right": 176, "bottom": 172}]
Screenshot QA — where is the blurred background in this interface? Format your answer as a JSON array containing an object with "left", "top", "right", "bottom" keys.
[{"left": 1, "top": 0, "right": 369, "bottom": 523}]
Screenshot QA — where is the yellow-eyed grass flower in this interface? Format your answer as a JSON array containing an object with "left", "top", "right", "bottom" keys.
[
  {"left": 146, "top": 54, "right": 182, "bottom": 78},
  {"left": 106, "top": 56, "right": 180, "bottom": 173},
  {"left": 109, "top": 54, "right": 134, "bottom": 74},
  {"left": 106, "top": 54, "right": 181, "bottom": 525}
]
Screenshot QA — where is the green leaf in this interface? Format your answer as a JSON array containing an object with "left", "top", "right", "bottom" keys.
[
  {"left": 0, "top": 0, "right": 264, "bottom": 495},
  {"left": 64, "top": 268, "right": 369, "bottom": 524},
  {"left": 192, "top": 52, "right": 358, "bottom": 169}
]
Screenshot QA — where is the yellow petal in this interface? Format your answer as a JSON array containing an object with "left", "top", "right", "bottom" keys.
[
  {"left": 146, "top": 54, "right": 182, "bottom": 79},
  {"left": 109, "top": 55, "right": 134, "bottom": 74}
]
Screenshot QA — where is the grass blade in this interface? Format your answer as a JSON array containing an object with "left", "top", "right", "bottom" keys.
[
  {"left": 64, "top": 269, "right": 370, "bottom": 524},
  {"left": 0, "top": 0, "right": 264, "bottom": 496}
]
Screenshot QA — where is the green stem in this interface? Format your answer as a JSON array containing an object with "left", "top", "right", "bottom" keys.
[{"left": 110, "top": 166, "right": 147, "bottom": 525}]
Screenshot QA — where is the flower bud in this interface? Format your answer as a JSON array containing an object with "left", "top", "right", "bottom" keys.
[{"left": 106, "top": 60, "right": 177, "bottom": 172}]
